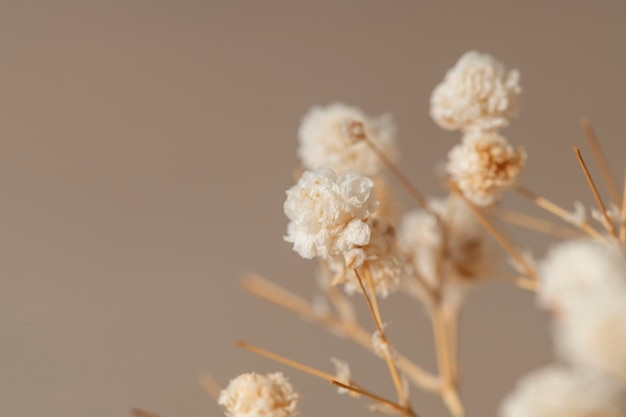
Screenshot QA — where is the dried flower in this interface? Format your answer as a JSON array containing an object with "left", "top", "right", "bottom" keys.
[
  {"left": 331, "top": 216, "right": 409, "bottom": 297},
  {"left": 218, "top": 372, "right": 300, "bottom": 417},
  {"left": 555, "top": 289, "right": 626, "bottom": 384},
  {"left": 372, "top": 326, "right": 397, "bottom": 360},
  {"left": 330, "top": 358, "right": 359, "bottom": 397},
  {"left": 430, "top": 51, "right": 521, "bottom": 132},
  {"left": 399, "top": 196, "right": 494, "bottom": 302},
  {"left": 538, "top": 239, "right": 626, "bottom": 312},
  {"left": 284, "top": 168, "right": 379, "bottom": 260},
  {"left": 499, "top": 366, "right": 625, "bottom": 417},
  {"left": 447, "top": 130, "right": 526, "bottom": 206},
  {"left": 298, "top": 103, "right": 398, "bottom": 176}
]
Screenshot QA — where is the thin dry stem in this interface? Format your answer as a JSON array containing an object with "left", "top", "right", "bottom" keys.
[
  {"left": 241, "top": 273, "right": 441, "bottom": 392},
  {"left": 516, "top": 185, "right": 603, "bottom": 239},
  {"left": 450, "top": 182, "right": 538, "bottom": 281},
  {"left": 237, "top": 340, "right": 338, "bottom": 382},
  {"left": 131, "top": 409, "right": 166, "bottom": 417},
  {"left": 493, "top": 207, "right": 585, "bottom": 239},
  {"left": 355, "top": 268, "right": 407, "bottom": 404},
  {"left": 581, "top": 119, "right": 621, "bottom": 205},
  {"left": 197, "top": 372, "right": 221, "bottom": 402},
  {"left": 574, "top": 146, "right": 618, "bottom": 238},
  {"left": 621, "top": 166, "right": 626, "bottom": 242},
  {"left": 443, "top": 304, "right": 460, "bottom": 384},
  {"left": 332, "top": 381, "right": 418, "bottom": 417}
]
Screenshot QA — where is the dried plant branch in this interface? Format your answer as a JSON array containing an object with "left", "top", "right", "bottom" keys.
[
  {"left": 574, "top": 146, "right": 618, "bottom": 238},
  {"left": 515, "top": 185, "right": 603, "bottom": 239},
  {"left": 450, "top": 182, "right": 538, "bottom": 281},
  {"left": 197, "top": 372, "right": 222, "bottom": 402},
  {"left": 331, "top": 380, "right": 418, "bottom": 417},
  {"left": 581, "top": 119, "right": 621, "bottom": 205},
  {"left": 241, "top": 273, "right": 441, "bottom": 392},
  {"left": 355, "top": 268, "right": 407, "bottom": 404},
  {"left": 130, "top": 409, "right": 167, "bottom": 417},
  {"left": 493, "top": 207, "right": 585, "bottom": 239},
  {"left": 621, "top": 166, "right": 626, "bottom": 242}
]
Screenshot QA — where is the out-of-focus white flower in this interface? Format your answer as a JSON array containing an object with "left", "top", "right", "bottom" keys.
[
  {"left": 284, "top": 168, "right": 378, "bottom": 260},
  {"left": 218, "top": 372, "right": 300, "bottom": 417},
  {"left": 538, "top": 239, "right": 626, "bottom": 312},
  {"left": 331, "top": 216, "right": 409, "bottom": 298},
  {"left": 430, "top": 51, "right": 521, "bottom": 132},
  {"left": 499, "top": 366, "right": 625, "bottom": 417},
  {"left": 447, "top": 130, "right": 526, "bottom": 206},
  {"left": 297, "top": 103, "right": 398, "bottom": 176},
  {"left": 564, "top": 201, "right": 587, "bottom": 227},
  {"left": 590, "top": 204, "right": 621, "bottom": 231},
  {"left": 555, "top": 289, "right": 626, "bottom": 384},
  {"left": 399, "top": 196, "right": 494, "bottom": 303}
]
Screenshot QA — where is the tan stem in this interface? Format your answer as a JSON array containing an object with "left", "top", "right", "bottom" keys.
[{"left": 581, "top": 119, "right": 621, "bottom": 205}]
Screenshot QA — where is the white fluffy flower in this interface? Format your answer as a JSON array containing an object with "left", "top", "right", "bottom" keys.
[
  {"left": 431, "top": 51, "right": 521, "bottom": 132},
  {"left": 555, "top": 289, "right": 626, "bottom": 384},
  {"left": 538, "top": 239, "right": 626, "bottom": 312},
  {"left": 297, "top": 103, "right": 398, "bottom": 176},
  {"left": 330, "top": 358, "right": 358, "bottom": 396},
  {"left": 399, "top": 196, "right": 494, "bottom": 302},
  {"left": 218, "top": 372, "right": 299, "bottom": 417},
  {"left": 447, "top": 130, "right": 526, "bottom": 206},
  {"left": 499, "top": 366, "right": 625, "bottom": 417},
  {"left": 331, "top": 216, "right": 409, "bottom": 298},
  {"left": 284, "top": 168, "right": 379, "bottom": 260}
]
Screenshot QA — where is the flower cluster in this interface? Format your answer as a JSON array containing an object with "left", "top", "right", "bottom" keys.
[
  {"left": 218, "top": 372, "right": 299, "bottom": 417},
  {"left": 431, "top": 52, "right": 526, "bottom": 206}
]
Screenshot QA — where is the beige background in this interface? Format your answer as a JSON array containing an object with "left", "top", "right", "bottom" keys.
[{"left": 1, "top": 2, "right": 625, "bottom": 417}]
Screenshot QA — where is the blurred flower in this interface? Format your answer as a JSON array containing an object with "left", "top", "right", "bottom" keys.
[
  {"left": 298, "top": 103, "right": 398, "bottom": 177},
  {"left": 499, "top": 366, "right": 625, "bottom": 417}
]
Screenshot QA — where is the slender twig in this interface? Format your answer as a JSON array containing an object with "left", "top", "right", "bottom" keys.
[
  {"left": 197, "top": 372, "right": 222, "bottom": 402},
  {"left": 493, "top": 207, "right": 584, "bottom": 239},
  {"left": 581, "top": 119, "right": 621, "bottom": 205},
  {"left": 450, "top": 182, "right": 538, "bottom": 281},
  {"left": 355, "top": 268, "right": 407, "bottom": 404},
  {"left": 241, "top": 273, "right": 441, "bottom": 392},
  {"left": 515, "top": 185, "right": 603, "bottom": 239},
  {"left": 621, "top": 166, "right": 626, "bottom": 242},
  {"left": 574, "top": 146, "right": 618, "bottom": 238},
  {"left": 331, "top": 381, "right": 418, "bottom": 417},
  {"left": 131, "top": 409, "right": 166, "bottom": 417},
  {"left": 237, "top": 340, "right": 338, "bottom": 381}
]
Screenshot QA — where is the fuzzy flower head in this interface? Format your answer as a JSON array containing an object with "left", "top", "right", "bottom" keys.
[
  {"left": 430, "top": 51, "right": 521, "bottom": 132},
  {"left": 538, "top": 239, "right": 626, "bottom": 312},
  {"left": 555, "top": 289, "right": 626, "bottom": 384},
  {"left": 218, "top": 372, "right": 299, "bottom": 417},
  {"left": 298, "top": 103, "right": 398, "bottom": 177},
  {"left": 330, "top": 216, "right": 409, "bottom": 298},
  {"left": 447, "top": 130, "right": 526, "bottom": 206},
  {"left": 284, "top": 168, "right": 379, "bottom": 260},
  {"left": 399, "top": 196, "right": 494, "bottom": 303},
  {"left": 499, "top": 366, "right": 626, "bottom": 417}
]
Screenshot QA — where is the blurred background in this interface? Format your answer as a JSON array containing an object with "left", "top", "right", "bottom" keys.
[{"left": 1, "top": 2, "right": 625, "bottom": 416}]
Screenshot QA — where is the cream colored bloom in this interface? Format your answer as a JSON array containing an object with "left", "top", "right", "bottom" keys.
[
  {"left": 399, "top": 196, "right": 494, "bottom": 303},
  {"left": 284, "top": 168, "right": 378, "bottom": 260},
  {"left": 431, "top": 51, "right": 521, "bottom": 131},
  {"left": 499, "top": 366, "right": 625, "bottom": 417},
  {"left": 447, "top": 130, "right": 526, "bottom": 206},
  {"left": 330, "top": 358, "right": 358, "bottom": 396},
  {"left": 555, "top": 289, "right": 626, "bottom": 384},
  {"left": 298, "top": 103, "right": 398, "bottom": 176},
  {"left": 331, "top": 216, "right": 409, "bottom": 298},
  {"left": 218, "top": 372, "right": 299, "bottom": 417},
  {"left": 538, "top": 239, "right": 626, "bottom": 312}
]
